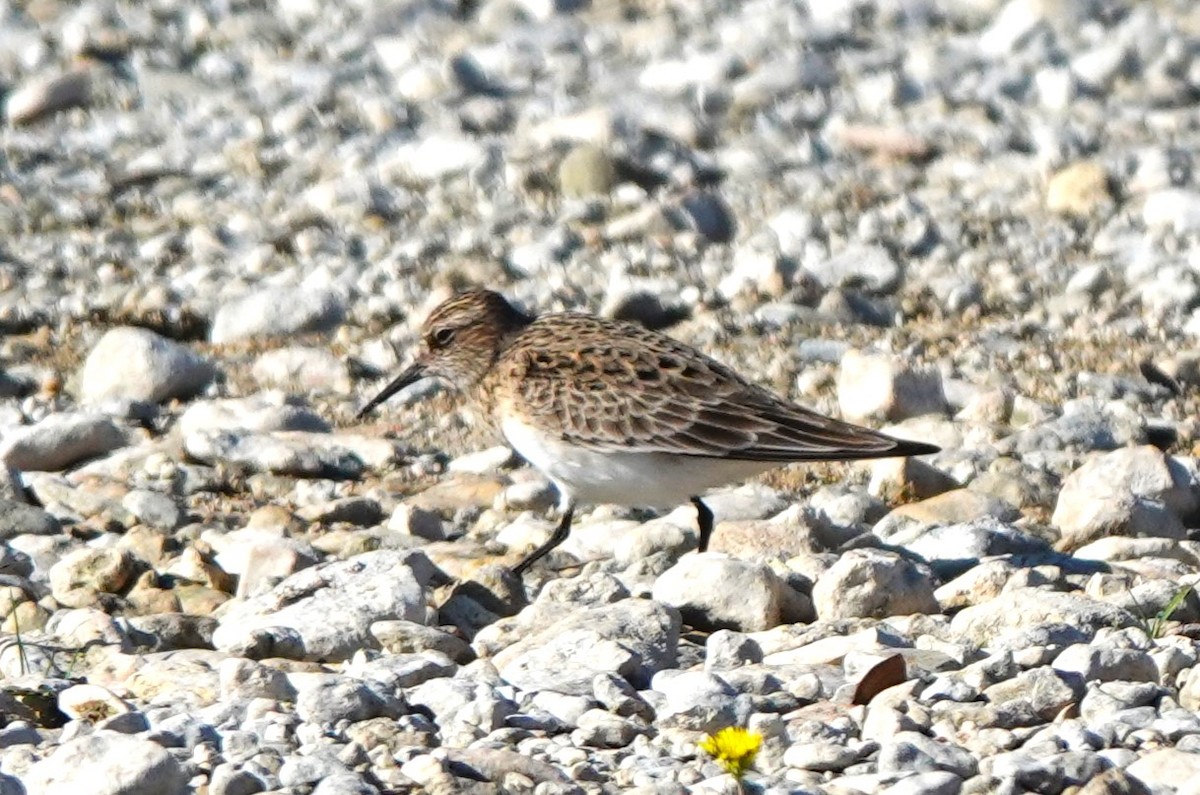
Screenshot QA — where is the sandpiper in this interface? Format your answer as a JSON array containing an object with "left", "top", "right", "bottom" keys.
[{"left": 358, "top": 290, "right": 939, "bottom": 576}]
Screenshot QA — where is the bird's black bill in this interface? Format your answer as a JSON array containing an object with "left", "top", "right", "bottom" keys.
[{"left": 356, "top": 363, "right": 425, "bottom": 419}]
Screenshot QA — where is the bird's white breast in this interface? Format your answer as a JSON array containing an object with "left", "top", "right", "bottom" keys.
[{"left": 500, "top": 416, "right": 776, "bottom": 509}]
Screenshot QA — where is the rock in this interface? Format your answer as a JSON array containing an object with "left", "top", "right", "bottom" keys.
[
  {"left": 873, "top": 490, "right": 1020, "bottom": 539},
  {"left": 837, "top": 350, "right": 946, "bottom": 422},
  {"left": 251, "top": 346, "right": 352, "bottom": 394},
  {"left": 57, "top": 683, "right": 131, "bottom": 722},
  {"left": 1052, "top": 645, "right": 1159, "bottom": 684},
  {"left": 807, "top": 244, "right": 902, "bottom": 293},
  {"left": 79, "top": 327, "right": 214, "bottom": 404},
  {"left": 210, "top": 286, "right": 345, "bottom": 343},
  {"left": 558, "top": 144, "right": 615, "bottom": 197},
  {"left": 178, "top": 394, "right": 331, "bottom": 436},
  {"left": 879, "top": 518, "right": 1049, "bottom": 579},
  {"left": 652, "top": 670, "right": 741, "bottom": 732},
  {"left": 369, "top": 620, "right": 473, "bottom": 663},
  {"left": 5, "top": 69, "right": 92, "bottom": 125},
  {"left": 386, "top": 504, "right": 446, "bottom": 541},
  {"left": 982, "top": 666, "right": 1080, "bottom": 721},
  {"left": 1126, "top": 749, "right": 1200, "bottom": 792},
  {"left": 650, "top": 554, "right": 784, "bottom": 632},
  {"left": 876, "top": 731, "right": 978, "bottom": 777},
  {"left": 719, "top": 232, "right": 793, "bottom": 300},
  {"left": 22, "top": 730, "right": 187, "bottom": 795},
  {"left": 0, "top": 498, "right": 61, "bottom": 539},
  {"left": 120, "top": 489, "right": 182, "bottom": 531},
  {"left": 0, "top": 412, "right": 128, "bottom": 472},
  {"left": 1143, "top": 189, "right": 1200, "bottom": 234},
  {"left": 218, "top": 657, "right": 295, "bottom": 702},
  {"left": 812, "top": 549, "right": 938, "bottom": 619},
  {"left": 293, "top": 674, "right": 402, "bottom": 727},
  {"left": 868, "top": 456, "right": 958, "bottom": 501},
  {"left": 951, "top": 588, "right": 1136, "bottom": 647},
  {"left": 492, "top": 599, "right": 680, "bottom": 695},
  {"left": 679, "top": 190, "right": 735, "bottom": 243},
  {"left": 208, "top": 527, "right": 319, "bottom": 599},
  {"left": 183, "top": 430, "right": 365, "bottom": 479},
  {"left": 1052, "top": 446, "right": 1198, "bottom": 551},
  {"left": 783, "top": 740, "right": 869, "bottom": 772},
  {"left": 211, "top": 549, "right": 429, "bottom": 661},
  {"left": 49, "top": 547, "right": 138, "bottom": 608},
  {"left": 1046, "top": 161, "right": 1112, "bottom": 217}
]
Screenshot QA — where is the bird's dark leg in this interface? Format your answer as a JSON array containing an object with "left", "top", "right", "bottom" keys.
[
  {"left": 692, "top": 496, "right": 714, "bottom": 552},
  {"left": 512, "top": 502, "right": 575, "bottom": 576}
]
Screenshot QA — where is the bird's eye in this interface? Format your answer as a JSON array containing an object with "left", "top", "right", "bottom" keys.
[{"left": 431, "top": 327, "right": 456, "bottom": 347}]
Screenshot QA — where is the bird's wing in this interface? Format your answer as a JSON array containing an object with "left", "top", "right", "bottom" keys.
[{"left": 498, "top": 315, "right": 936, "bottom": 462}]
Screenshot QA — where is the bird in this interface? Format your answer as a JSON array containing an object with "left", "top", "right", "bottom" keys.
[{"left": 357, "top": 289, "right": 939, "bottom": 576}]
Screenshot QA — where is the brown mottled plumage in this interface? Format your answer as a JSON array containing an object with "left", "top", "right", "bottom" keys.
[{"left": 359, "top": 290, "right": 939, "bottom": 576}]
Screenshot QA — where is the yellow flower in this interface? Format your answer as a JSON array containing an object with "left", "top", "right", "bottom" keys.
[{"left": 699, "top": 726, "right": 763, "bottom": 780}]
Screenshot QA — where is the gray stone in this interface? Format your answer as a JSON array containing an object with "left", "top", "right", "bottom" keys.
[
  {"left": 1052, "top": 645, "right": 1159, "bottom": 684},
  {"left": 212, "top": 549, "right": 428, "bottom": 661},
  {"left": 292, "top": 675, "right": 402, "bottom": 726},
  {"left": 209, "top": 763, "right": 267, "bottom": 795},
  {"left": 49, "top": 547, "right": 138, "bottom": 608},
  {"left": 0, "top": 412, "right": 128, "bottom": 472},
  {"left": 837, "top": 350, "right": 946, "bottom": 422},
  {"left": 183, "top": 430, "right": 365, "bottom": 479},
  {"left": 210, "top": 286, "right": 345, "bottom": 343},
  {"left": 492, "top": 599, "right": 680, "bottom": 694},
  {"left": 808, "top": 244, "right": 902, "bottom": 293},
  {"left": 950, "top": 588, "right": 1136, "bottom": 647},
  {"left": 0, "top": 498, "right": 60, "bottom": 539},
  {"left": 1053, "top": 446, "right": 1199, "bottom": 551},
  {"left": 651, "top": 554, "right": 783, "bottom": 632},
  {"left": 22, "top": 730, "right": 187, "bottom": 795},
  {"left": 983, "top": 666, "right": 1080, "bottom": 721},
  {"left": 877, "top": 731, "right": 978, "bottom": 777},
  {"left": 79, "top": 327, "right": 214, "bottom": 404},
  {"left": 120, "top": 489, "right": 182, "bottom": 531},
  {"left": 812, "top": 548, "right": 938, "bottom": 619},
  {"left": 252, "top": 346, "right": 352, "bottom": 394},
  {"left": 5, "top": 69, "right": 92, "bottom": 124}
]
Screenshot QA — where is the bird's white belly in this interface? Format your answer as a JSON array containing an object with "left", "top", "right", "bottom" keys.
[{"left": 501, "top": 416, "right": 776, "bottom": 508}]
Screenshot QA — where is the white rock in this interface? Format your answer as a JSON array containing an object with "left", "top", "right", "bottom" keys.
[
  {"left": 1052, "top": 445, "right": 1198, "bottom": 551},
  {"left": 807, "top": 245, "right": 902, "bottom": 293},
  {"left": 0, "top": 412, "right": 128, "bottom": 472},
  {"left": 1143, "top": 189, "right": 1200, "bottom": 234},
  {"left": 211, "top": 549, "right": 430, "bottom": 661},
  {"left": 210, "top": 286, "right": 345, "bottom": 343},
  {"left": 5, "top": 69, "right": 92, "bottom": 125},
  {"left": 252, "top": 346, "right": 352, "bottom": 394},
  {"left": 57, "top": 683, "right": 132, "bottom": 722},
  {"left": 80, "top": 327, "right": 213, "bottom": 404},
  {"left": 811, "top": 548, "right": 938, "bottom": 619},
  {"left": 22, "top": 730, "right": 187, "bottom": 795},
  {"left": 837, "top": 350, "right": 946, "bottom": 422},
  {"left": 651, "top": 553, "right": 783, "bottom": 632}
]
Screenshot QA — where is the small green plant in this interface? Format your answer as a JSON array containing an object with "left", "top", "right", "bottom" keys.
[
  {"left": 699, "top": 726, "right": 762, "bottom": 792},
  {"left": 1146, "top": 585, "right": 1193, "bottom": 639}
]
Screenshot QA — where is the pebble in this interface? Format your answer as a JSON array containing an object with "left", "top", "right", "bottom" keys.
[
  {"left": 209, "top": 287, "right": 346, "bottom": 343},
  {"left": 0, "top": 412, "right": 128, "bottom": 472},
  {"left": 211, "top": 549, "right": 429, "bottom": 661},
  {"left": 651, "top": 554, "right": 784, "bottom": 632},
  {"left": 79, "top": 327, "right": 214, "bottom": 405},
  {"left": 5, "top": 69, "right": 93, "bottom": 125},
  {"left": 837, "top": 350, "right": 947, "bottom": 422},
  {"left": 21, "top": 730, "right": 188, "bottom": 795},
  {"left": 811, "top": 549, "right": 939, "bottom": 620}
]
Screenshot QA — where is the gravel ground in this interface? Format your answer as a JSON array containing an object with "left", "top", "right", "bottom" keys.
[{"left": 3, "top": 0, "right": 1200, "bottom": 793}]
